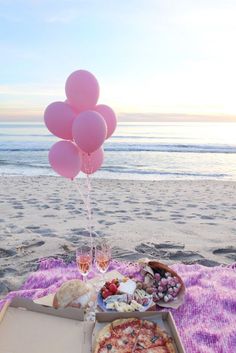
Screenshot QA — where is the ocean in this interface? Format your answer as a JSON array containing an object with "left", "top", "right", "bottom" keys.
[{"left": 0, "top": 121, "right": 236, "bottom": 180}]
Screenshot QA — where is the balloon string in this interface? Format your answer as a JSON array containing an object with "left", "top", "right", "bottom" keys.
[
  {"left": 75, "top": 174, "right": 93, "bottom": 248},
  {"left": 75, "top": 179, "right": 91, "bottom": 232},
  {"left": 86, "top": 173, "right": 93, "bottom": 247}
]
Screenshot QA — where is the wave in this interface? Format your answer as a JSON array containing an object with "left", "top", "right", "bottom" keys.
[
  {"left": 102, "top": 166, "right": 226, "bottom": 177},
  {"left": 1, "top": 161, "right": 226, "bottom": 178},
  {"left": 0, "top": 143, "right": 236, "bottom": 154},
  {"left": 105, "top": 143, "right": 236, "bottom": 153}
]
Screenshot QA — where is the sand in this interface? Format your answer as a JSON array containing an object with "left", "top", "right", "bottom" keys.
[{"left": 0, "top": 176, "right": 236, "bottom": 298}]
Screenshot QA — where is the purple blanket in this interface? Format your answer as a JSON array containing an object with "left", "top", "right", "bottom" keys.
[{"left": 1, "top": 259, "right": 235, "bottom": 353}]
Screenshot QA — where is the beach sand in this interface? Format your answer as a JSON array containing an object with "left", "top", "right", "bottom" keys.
[{"left": 0, "top": 176, "right": 236, "bottom": 297}]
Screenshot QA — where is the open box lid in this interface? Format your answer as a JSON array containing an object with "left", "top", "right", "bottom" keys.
[
  {"left": 0, "top": 297, "right": 93, "bottom": 353},
  {"left": 94, "top": 311, "right": 186, "bottom": 353}
]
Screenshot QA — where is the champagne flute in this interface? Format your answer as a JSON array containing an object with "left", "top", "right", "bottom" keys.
[
  {"left": 95, "top": 240, "right": 111, "bottom": 281},
  {"left": 76, "top": 244, "right": 92, "bottom": 282}
]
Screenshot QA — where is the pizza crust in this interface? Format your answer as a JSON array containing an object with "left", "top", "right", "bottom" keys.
[
  {"left": 111, "top": 318, "right": 141, "bottom": 331},
  {"left": 166, "top": 340, "right": 176, "bottom": 353},
  {"left": 94, "top": 323, "right": 112, "bottom": 353}
]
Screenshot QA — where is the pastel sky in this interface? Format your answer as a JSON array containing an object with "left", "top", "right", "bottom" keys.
[{"left": 0, "top": 0, "right": 236, "bottom": 121}]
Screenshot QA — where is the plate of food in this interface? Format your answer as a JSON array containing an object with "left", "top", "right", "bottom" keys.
[{"left": 98, "top": 277, "right": 155, "bottom": 312}]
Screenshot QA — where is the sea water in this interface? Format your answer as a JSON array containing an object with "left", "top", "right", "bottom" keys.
[{"left": 0, "top": 121, "right": 236, "bottom": 180}]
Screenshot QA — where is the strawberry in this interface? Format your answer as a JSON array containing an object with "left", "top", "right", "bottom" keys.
[
  {"left": 109, "top": 283, "right": 117, "bottom": 294},
  {"left": 102, "top": 289, "right": 111, "bottom": 299}
]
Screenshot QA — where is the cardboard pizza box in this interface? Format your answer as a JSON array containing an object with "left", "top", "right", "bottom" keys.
[
  {"left": 0, "top": 297, "right": 93, "bottom": 353},
  {"left": 93, "top": 311, "right": 186, "bottom": 353}
]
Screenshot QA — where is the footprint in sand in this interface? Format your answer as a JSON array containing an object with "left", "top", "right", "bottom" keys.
[
  {"left": 168, "top": 251, "right": 204, "bottom": 261},
  {"left": 26, "top": 226, "right": 56, "bottom": 237},
  {"left": 0, "top": 248, "right": 16, "bottom": 257},
  {"left": 70, "top": 228, "right": 105, "bottom": 238},
  {"left": 201, "top": 215, "right": 215, "bottom": 220},
  {"left": 19, "top": 240, "right": 45, "bottom": 250},
  {"left": 135, "top": 242, "right": 209, "bottom": 264},
  {"left": 0, "top": 267, "right": 17, "bottom": 278},
  {"left": 213, "top": 247, "right": 236, "bottom": 261},
  {"left": 112, "top": 247, "right": 145, "bottom": 261},
  {"left": 154, "top": 242, "right": 185, "bottom": 250},
  {"left": 98, "top": 220, "right": 116, "bottom": 226}
]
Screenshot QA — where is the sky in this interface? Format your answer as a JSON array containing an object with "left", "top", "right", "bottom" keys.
[{"left": 0, "top": 0, "right": 236, "bottom": 121}]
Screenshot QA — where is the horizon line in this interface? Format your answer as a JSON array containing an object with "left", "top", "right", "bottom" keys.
[{"left": 0, "top": 112, "right": 236, "bottom": 123}]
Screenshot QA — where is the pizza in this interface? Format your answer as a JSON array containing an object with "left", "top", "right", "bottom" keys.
[{"left": 94, "top": 318, "right": 176, "bottom": 353}]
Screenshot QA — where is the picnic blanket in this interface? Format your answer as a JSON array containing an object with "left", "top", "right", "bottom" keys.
[{"left": 0, "top": 259, "right": 235, "bottom": 353}]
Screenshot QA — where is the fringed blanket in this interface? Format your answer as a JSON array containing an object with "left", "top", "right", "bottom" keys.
[{"left": 0, "top": 259, "right": 235, "bottom": 353}]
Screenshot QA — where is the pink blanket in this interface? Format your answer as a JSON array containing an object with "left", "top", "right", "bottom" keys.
[{"left": 0, "top": 259, "right": 235, "bottom": 353}]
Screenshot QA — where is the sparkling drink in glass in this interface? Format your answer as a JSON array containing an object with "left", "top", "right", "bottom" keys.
[{"left": 76, "top": 244, "right": 92, "bottom": 281}]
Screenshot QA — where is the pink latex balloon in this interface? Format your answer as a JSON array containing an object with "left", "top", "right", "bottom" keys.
[
  {"left": 94, "top": 104, "right": 117, "bottom": 139},
  {"left": 72, "top": 111, "right": 107, "bottom": 153},
  {"left": 44, "top": 101, "right": 76, "bottom": 140},
  {"left": 80, "top": 147, "right": 104, "bottom": 174},
  {"left": 64, "top": 99, "right": 81, "bottom": 115},
  {"left": 49, "top": 140, "right": 81, "bottom": 179},
  {"left": 65, "top": 70, "right": 99, "bottom": 112}
]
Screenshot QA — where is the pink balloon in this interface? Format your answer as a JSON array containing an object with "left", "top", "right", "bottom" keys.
[
  {"left": 80, "top": 147, "right": 104, "bottom": 175},
  {"left": 65, "top": 70, "right": 99, "bottom": 112},
  {"left": 44, "top": 101, "right": 76, "bottom": 140},
  {"left": 64, "top": 99, "right": 81, "bottom": 115},
  {"left": 94, "top": 104, "right": 117, "bottom": 139},
  {"left": 49, "top": 141, "right": 81, "bottom": 179},
  {"left": 72, "top": 111, "right": 107, "bottom": 153}
]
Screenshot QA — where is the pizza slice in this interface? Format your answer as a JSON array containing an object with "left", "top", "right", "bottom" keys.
[
  {"left": 111, "top": 318, "right": 142, "bottom": 337},
  {"left": 134, "top": 320, "right": 176, "bottom": 353},
  {"left": 94, "top": 318, "right": 141, "bottom": 353}
]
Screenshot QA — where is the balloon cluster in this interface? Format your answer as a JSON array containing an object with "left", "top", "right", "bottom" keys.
[{"left": 44, "top": 70, "right": 117, "bottom": 179}]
